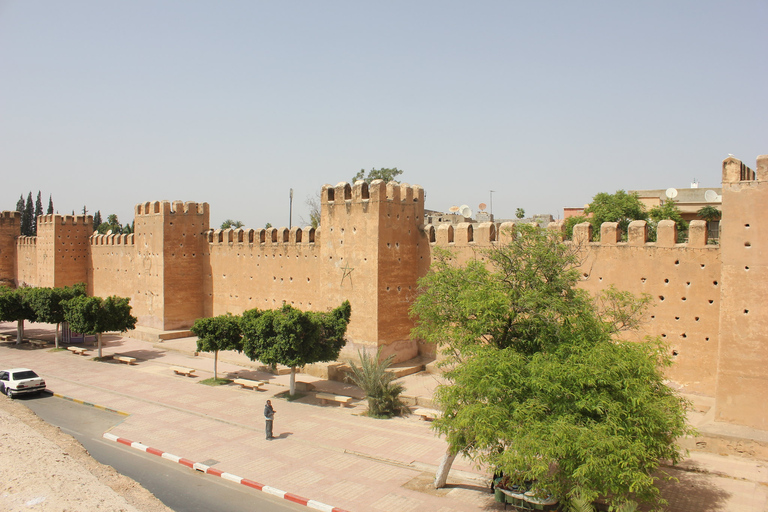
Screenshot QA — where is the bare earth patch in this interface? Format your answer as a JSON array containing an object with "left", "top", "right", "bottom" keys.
[{"left": 0, "top": 396, "right": 171, "bottom": 512}]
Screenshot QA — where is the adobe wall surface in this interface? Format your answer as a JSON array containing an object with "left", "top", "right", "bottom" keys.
[
  {"left": 0, "top": 212, "right": 20, "bottom": 287},
  {"left": 15, "top": 238, "right": 37, "bottom": 286},
  {"left": 715, "top": 156, "right": 768, "bottom": 430},
  {"left": 90, "top": 234, "right": 136, "bottom": 299},
  {"left": 36, "top": 214, "right": 92, "bottom": 288}
]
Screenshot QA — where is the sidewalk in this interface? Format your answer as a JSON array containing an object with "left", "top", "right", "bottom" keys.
[{"left": 2, "top": 322, "right": 767, "bottom": 512}]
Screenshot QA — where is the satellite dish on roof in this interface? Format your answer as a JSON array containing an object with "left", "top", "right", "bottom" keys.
[
  {"left": 459, "top": 205, "right": 472, "bottom": 218},
  {"left": 665, "top": 188, "right": 678, "bottom": 199},
  {"left": 479, "top": 202, "right": 487, "bottom": 211},
  {"left": 704, "top": 190, "right": 720, "bottom": 203},
  {"left": 449, "top": 205, "right": 460, "bottom": 213}
]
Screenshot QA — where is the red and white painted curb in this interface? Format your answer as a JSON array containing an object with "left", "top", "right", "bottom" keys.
[{"left": 103, "top": 433, "right": 350, "bottom": 512}]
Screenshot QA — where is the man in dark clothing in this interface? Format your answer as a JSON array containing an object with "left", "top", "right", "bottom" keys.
[{"left": 264, "top": 400, "right": 276, "bottom": 440}]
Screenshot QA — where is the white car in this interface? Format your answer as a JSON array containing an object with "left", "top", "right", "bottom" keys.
[{"left": 0, "top": 368, "right": 46, "bottom": 398}]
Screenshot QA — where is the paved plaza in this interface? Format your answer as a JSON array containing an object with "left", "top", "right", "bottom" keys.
[{"left": 1, "top": 322, "right": 767, "bottom": 512}]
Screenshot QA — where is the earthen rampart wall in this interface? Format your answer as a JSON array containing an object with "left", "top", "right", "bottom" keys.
[
  {"left": 89, "top": 233, "right": 136, "bottom": 300},
  {"left": 15, "top": 237, "right": 37, "bottom": 286}
]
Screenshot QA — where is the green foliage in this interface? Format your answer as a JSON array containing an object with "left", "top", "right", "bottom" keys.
[
  {"left": 241, "top": 301, "right": 351, "bottom": 368},
  {"left": 93, "top": 211, "right": 102, "bottom": 231},
  {"left": 346, "top": 348, "right": 406, "bottom": 418},
  {"left": 352, "top": 167, "right": 403, "bottom": 184},
  {"left": 26, "top": 284, "right": 86, "bottom": 325},
  {"left": 302, "top": 193, "right": 321, "bottom": 229},
  {"left": 648, "top": 199, "right": 687, "bottom": 232},
  {"left": 22, "top": 192, "right": 34, "bottom": 236},
  {"left": 697, "top": 205, "right": 721, "bottom": 222},
  {"left": 97, "top": 213, "right": 127, "bottom": 235},
  {"left": 515, "top": 208, "right": 525, "bottom": 219},
  {"left": 192, "top": 314, "right": 243, "bottom": 354},
  {"left": 199, "top": 377, "right": 233, "bottom": 386},
  {"left": 220, "top": 219, "right": 244, "bottom": 229},
  {"left": 411, "top": 223, "right": 691, "bottom": 510},
  {"left": 47, "top": 194, "right": 54, "bottom": 215},
  {"left": 563, "top": 215, "right": 589, "bottom": 240},
  {"left": 63, "top": 295, "right": 137, "bottom": 335},
  {"left": 265, "top": 222, "right": 272, "bottom": 229},
  {"left": 0, "top": 287, "right": 36, "bottom": 323},
  {"left": 584, "top": 190, "right": 647, "bottom": 237}
]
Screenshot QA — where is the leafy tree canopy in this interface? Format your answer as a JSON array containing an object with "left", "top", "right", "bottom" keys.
[
  {"left": 563, "top": 215, "right": 589, "bottom": 240},
  {"left": 192, "top": 314, "right": 243, "bottom": 354},
  {"left": 648, "top": 199, "right": 687, "bottom": 232},
  {"left": 697, "top": 205, "right": 721, "bottom": 222},
  {"left": 352, "top": 167, "right": 403, "bottom": 184},
  {"left": 515, "top": 208, "right": 525, "bottom": 219},
  {"left": 26, "top": 284, "right": 86, "bottom": 325},
  {"left": 63, "top": 295, "right": 137, "bottom": 335},
  {"left": 0, "top": 287, "right": 36, "bottom": 323},
  {"left": 411, "top": 223, "right": 690, "bottom": 509},
  {"left": 584, "top": 190, "right": 647, "bottom": 236},
  {"left": 220, "top": 219, "right": 244, "bottom": 229}
]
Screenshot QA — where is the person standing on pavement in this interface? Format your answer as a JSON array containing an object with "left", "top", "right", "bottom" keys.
[{"left": 264, "top": 400, "right": 276, "bottom": 440}]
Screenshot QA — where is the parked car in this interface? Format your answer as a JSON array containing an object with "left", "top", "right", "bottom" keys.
[{"left": 0, "top": 368, "right": 46, "bottom": 398}]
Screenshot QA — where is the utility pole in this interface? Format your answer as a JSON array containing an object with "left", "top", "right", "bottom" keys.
[{"left": 289, "top": 188, "right": 293, "bottom": 228}]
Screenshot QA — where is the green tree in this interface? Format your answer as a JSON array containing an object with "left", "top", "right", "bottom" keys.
[
  {"left": 15, "top": 195, "right": 25, "bottom": 216},
  {"left": 264, "top": 222, "right": 272, "bottom": 229},
  {"left": 97, "top": 214, "right": 123, "bottom": 235},
  {"left": 697, "top": 205, "right": 721, "bottom": 222},
  {"left": 352, "top": 167, "right": 403, "bottom": 184},
  {"left": 564, "top": 215, "right": 589, "bottom": 240},
  {"left": 220, "top": 219, "right": 244, "bottom": 229},
  {"left": 346, "top": 348, "right": 406, "bottom": 418},
  {"left": 26, "top": 284, "right": 87, "bottom": 348},
  {"left": 515, "top": 208, "right": 525, "bottom": 219},
  {"left": 34, "top": 191, "right": 43, "bottom": 236},
  {"left": 47, "top": 194, "right": 54, "bottom": 215},
  {"left": 241, "top": 301, "right": 351, "bottom": 395},
  {"left": 63, "top": 296, "right": 137, "bottom": 358},
  {"left": 648, "top": 199, "right": 687, "bottom": 233},
  {"left": 93, "top": 211, "right": 102, "bottom": 232},
  {"left": 584, "top": 190, "right": 647, "bottom": 238},
  {"left": 0, "top": 287, "right": 36, "bottom": 344},
  {"left": 410, "top": 224, "right": 690, "bottom": 509},
  {"left": 191, "top": 314, "right": 243, "bottom": 380},
  {"left": 22, "top": 192, "right": 34, "bottom": 236}
]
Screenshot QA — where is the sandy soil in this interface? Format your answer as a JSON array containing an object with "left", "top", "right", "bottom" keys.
[{"left": 0, "top": 396, "right": 172, "bottom": 512}]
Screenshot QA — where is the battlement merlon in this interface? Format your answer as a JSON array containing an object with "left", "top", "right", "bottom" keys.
[
  {"left": 37, "top": 214, "right": 93, "bottom": 226},
  {"left": 572, "top": 220, "right": 710, "bottom": 248},
  {"left": 207, "top": 226, "right": 318, "bottom": 246},
  {"left": 723, "top": 155, "right": 768, "bottom": 183},
  {"left": 91, "top": 233, "right": 135, "bottom": 246},
  {"left": 134, "top": 200, "right": 209, "bottom": 217},
  {"left": 0, "top": 211, "right": 21, "bottom": 226},
  {"left": 320, "top": 180, "right": 425, "bottom": 207}
]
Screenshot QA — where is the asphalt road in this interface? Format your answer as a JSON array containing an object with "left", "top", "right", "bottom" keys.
[{"left": 20, "top": 393, "right": 306, "bottom": 512}]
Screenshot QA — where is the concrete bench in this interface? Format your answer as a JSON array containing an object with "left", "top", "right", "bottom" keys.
[
  {"left": 413, "top": 408, "right": 442, "bottom": 421},
  {"left": 67, "top": 346, "right": 89, "bottom": 356},
  {"left": 0, "top": 334, "right": 13, "bottom": 341},
  {"left": 29, "top": 339, "right": 49, "bottom": 348},
  {"left": 171, "top": 366, "right": 196, "bottom": 377},
  {"left": 233, "top": 378, "right": 267, "bottom": 390},
  {"left": 114, "top": 355, "right": 137, "bottom": 365},
  {"left": 316, "top": 392, "right": 354, "bottom": 407}
]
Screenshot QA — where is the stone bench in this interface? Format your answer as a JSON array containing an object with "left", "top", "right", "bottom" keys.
[
  {"left": 413, "top": 408, "right": 442, "bottom": 421},
  {"left": 0, "top": 334, "right": 13, "bottom": 341},
  {"left": 171, "top": 366, "right": 196, "bottom": 377},
  {"left": 233, "top": 378, "right": 267, "bottom": 390},
  {"left": 67, "top": 346, "right": 89, "bottom": 356},
  {"left": 316, "top": 392, "right": 354, "bottom": 407},
  {"left": 114, "top": 355, "right": 137, "bottom": 365},
  {"left": 29, "top": 339, "right": 49, "bottom": 348}
]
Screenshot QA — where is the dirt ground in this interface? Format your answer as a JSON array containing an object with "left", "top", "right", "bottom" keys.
[{"left": 0, "top": 395, "right": 171, "bottom": 512}]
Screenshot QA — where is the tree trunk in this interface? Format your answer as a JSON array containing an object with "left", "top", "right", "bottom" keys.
[
  {"left": 55, "top": 323, "right": 60, "bottom": 349},
  {"left": 434, "top": 446, "right": 457, "bottom": 489},
  {"left": 289, "top": 367, "right": 296, "bottom": 396},
  {"left": 214, "top": 350, "right": 219, "bottom": 380},
  {"left": 16, "top": 319, "right": 24, "bottom": 345},
  {"left": 97, "top": 332, "right": 103, "bottom": 358}
]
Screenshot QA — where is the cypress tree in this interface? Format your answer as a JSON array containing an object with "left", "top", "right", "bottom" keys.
[
  {"left": 33, "top": 191, "right": 43, "bottom": 235},
  {"left": 47, "top": 194, "right": 54, "bottom": 215},
  {"left": 22, "top": 192, "right": 34, "bottom": 236},
  {"left": 16, "top": 195, "right": 24, "bottom": 215},
  {"left": 93, "top": 211, "right": 102, "bottom": 232}
]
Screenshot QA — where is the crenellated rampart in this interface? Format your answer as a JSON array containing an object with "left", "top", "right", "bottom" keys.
[{"left": 0, "top": 155, "right": 765, "bottom": 430}]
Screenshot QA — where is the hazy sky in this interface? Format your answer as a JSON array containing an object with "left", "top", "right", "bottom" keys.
[{"left": 1, "top": 1, "right": 765, "bottom": 229}]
